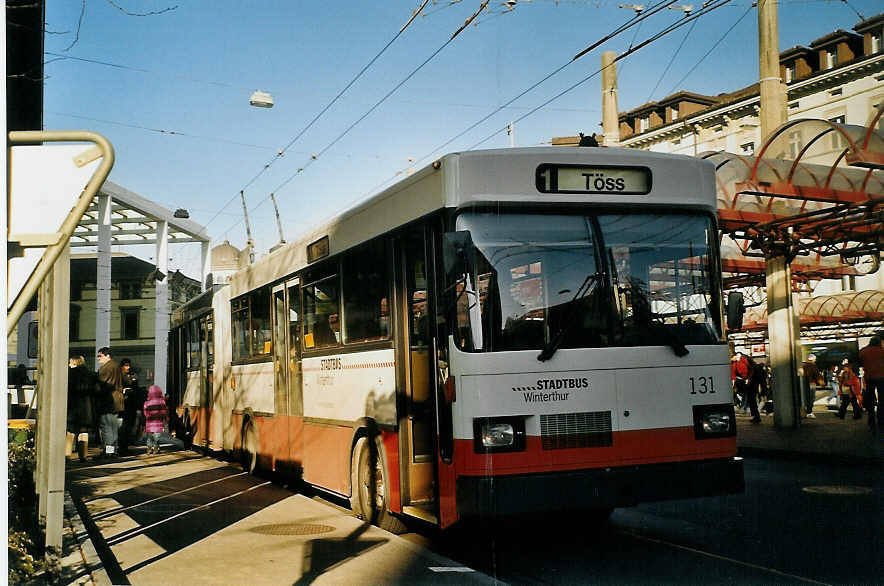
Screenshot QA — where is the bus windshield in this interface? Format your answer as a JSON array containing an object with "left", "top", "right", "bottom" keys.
[{"left": 450, "top": 211, "right": 722, "bottom": 353}]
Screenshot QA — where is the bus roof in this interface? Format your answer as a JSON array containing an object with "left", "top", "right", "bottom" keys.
[{"left": 228, "top": 147, "right": 716, "bottom": 297}]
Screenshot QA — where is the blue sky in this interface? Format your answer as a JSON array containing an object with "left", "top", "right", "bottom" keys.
[{"left": 43, "top": 0, "right": 882, "bottom": 277}]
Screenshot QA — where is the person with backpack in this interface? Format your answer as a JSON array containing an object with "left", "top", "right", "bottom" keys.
[{"left": 731, "top": 352, "right": 761, "bottom": 423}]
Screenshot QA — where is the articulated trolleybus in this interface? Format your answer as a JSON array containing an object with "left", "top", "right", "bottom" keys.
[{"left": 170, "top": 147, "right": 743, "bottom": 532}]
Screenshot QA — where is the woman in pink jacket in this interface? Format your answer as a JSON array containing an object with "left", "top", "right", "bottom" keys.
[{"left": 143, "top": 385, "right": 168, "bottom": 455}]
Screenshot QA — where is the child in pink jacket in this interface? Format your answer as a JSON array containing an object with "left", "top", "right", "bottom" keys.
[{"left": 143, "top": 385, "right": 168, "bottom": 455}]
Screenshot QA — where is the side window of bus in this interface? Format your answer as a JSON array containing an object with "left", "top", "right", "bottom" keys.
[
  {"left": 232, "top": 298, "right": 249, "bottom": 361},
  {"left": 231, "top": 286, "right": 273, "bottom": 361},
  {"left": 342, "top": 238, "right": 390, "bottom": 344},
  {"left": 249, "top": 288, "right": 272, "bottom": 357},
  {"left": 302, "top": 262, "right": 340, "bottom": 350}
]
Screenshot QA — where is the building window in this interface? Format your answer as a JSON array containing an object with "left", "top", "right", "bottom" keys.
[
  {"left": 788, "top": 131, "right": 804, "bottom": 159},
  {"left": 826, "top": 49, "right": 838, "bottom": 69},
  {"left": 740, "top": 142, "right": 755, "bottom": 155},
  {"left": 671, "top": 106, "right": 679, "bottom": 121},
  {"left": 120, "top": 280, "right": 142, "bottom": 300},
  {"left": 70, "top": 305, "right": 81, "bottom": 341},
  {"left": 785, "top": 63, "right": 796, "bottom": 83},
  {"left": 872, "top": 31, "right": 882, "bottom": 54},
  {"left": 639, "top": 117, "right": 649, "bottom": 132},
  {"left": 829, "top": 115, "right": 846, "bottom": 151},
  {"left": 121, "top": 308, "right": 140, "bottom": 340},
  {"left": 829, "top": 88, "right": 842, "bottom": 97},
  {"left": 789, "top": 101, "right": 800, "bottom": 110}
]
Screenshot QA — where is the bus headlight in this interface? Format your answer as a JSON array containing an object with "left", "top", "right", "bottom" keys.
[
  {"left": 693, "top": 404, "right": 736, "bottom": 439},
  {"left": 473, "top": 417, "right": 526, "bottom": 453}
]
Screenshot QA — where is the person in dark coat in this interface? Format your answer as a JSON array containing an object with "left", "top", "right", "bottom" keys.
[
  {"left": 119, "top": 358, "right": 139, "bottom": 455},
  {"left": 97, "top": 347, "right": 124, "bottom": 457},
  {"left": 67, "top": 356, "right": 96, "bottom": 462}
]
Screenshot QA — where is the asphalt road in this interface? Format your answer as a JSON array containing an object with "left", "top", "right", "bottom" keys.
[{"left": 415, "top": 455, "right": 883, "bottom": 585}]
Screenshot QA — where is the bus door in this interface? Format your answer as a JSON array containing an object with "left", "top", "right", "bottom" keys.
[
  {"left": 400, "top": 225, "right": 438, "bottom": 521},
  {"left": 272, "top": 279, "right": 302, "bottom": 474},
  {"left": 204, "top": 315, "right": 214, "bottom": 447}
]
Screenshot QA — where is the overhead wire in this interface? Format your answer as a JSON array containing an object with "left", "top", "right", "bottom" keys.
[
  {"left": 206, "top": 0, "right": 432, "bottom": 232},
  {"left": 667, "top": 2, "right": 753, "bottom": 94},
  {"left": 645, "top": 14, "right": 698, "bottom": 103},
  {"left": 464, "top": 0, "right": 735, "bottom": 150},
  {"left": 216, "top": 0, "right": 487, "bottom": 242}
]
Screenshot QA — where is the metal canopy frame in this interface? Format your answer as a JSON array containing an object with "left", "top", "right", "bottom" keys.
[
  {"left": 707, "top": 108, "right": 884, "bottom": 290},
  {"left": 71, "top": 180, "right": 209, "bottom": 247}
]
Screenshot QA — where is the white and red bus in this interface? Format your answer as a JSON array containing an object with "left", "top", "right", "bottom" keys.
[{"left": 169, "top": 147, "right": 743, "bottom": 532}]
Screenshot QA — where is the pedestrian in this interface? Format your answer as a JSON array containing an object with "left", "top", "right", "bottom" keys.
[
  {"left": 858, "top": 336, "right": 884, "bottom": 431},
  {"left": 828, "top": 364, "right": 840, "bottom": 407},
  {"left": 143, "top": 385, "right": 168, "bottom": 455},
  {"left": 119, "top": 358, "right": 139, "bottom": 455},
  {"left": 731, "top": 352, "right": 761, "bottom": 423},
  {"left": 67, "top": 356, "right": 96, "bottom": 462},
  {"left": 800, "top": 354, "right": 821, "bottom": 419},
  {"left": 836, "top": 359, "right": 863, "bottom": 420},
  {"left": 96, "top": 347, "right": 125, "bottom": 457}
]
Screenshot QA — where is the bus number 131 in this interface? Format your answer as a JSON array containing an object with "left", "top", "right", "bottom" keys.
[{"left": 689, "top": 376, "right": 715, "bottom": 394}]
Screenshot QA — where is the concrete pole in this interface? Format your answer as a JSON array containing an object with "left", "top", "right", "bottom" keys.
[
  {"left": 36, "top": 246, "right": 70, "bottom": 570},
  {"left": 201, "top": 240, "right": 210, "bottom": 293},
  {"left": 601, "top": 51, "right": 620, "bottom": 147},
  {"left": 96, "top": 192, "right": 112, "bottom": 360},
  {"left": 758, "top": 0, "right": 799, "bottom": 428},
  {"left": 766, "top": 255, "right": 801, "bottom": 428},
  {"left": 757, "top": 0, "right": 787, "bottom": 141},
  {"left": 154, "top": 220, "right": 169, "bottom": 391}
]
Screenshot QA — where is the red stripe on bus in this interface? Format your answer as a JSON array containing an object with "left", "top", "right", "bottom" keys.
[{"left": 454, "top": 427, "right": 736, "bottom": 475}]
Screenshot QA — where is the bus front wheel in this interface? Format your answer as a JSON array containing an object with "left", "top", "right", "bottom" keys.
[{"left": 350, "top": 435, "right": 406, "bottom": 534}]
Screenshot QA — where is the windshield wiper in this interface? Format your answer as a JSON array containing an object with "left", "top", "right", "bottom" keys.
[{"left": 537, "top": 272, "right": 602, "bottom": 362}]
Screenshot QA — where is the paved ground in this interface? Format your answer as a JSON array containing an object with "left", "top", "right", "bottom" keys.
[{"left": 60, "top": 411, "right": 881, "bottom": 586}]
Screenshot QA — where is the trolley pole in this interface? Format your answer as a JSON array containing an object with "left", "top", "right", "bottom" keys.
[{"left": 758, "top": 0, "right": 800, "bottom": 428}]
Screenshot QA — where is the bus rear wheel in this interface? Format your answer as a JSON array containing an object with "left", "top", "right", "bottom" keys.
[
  {"left": 240, "top": 419, "right": 258, "bottom": 474},
  {"left": 351, "top": 436, "right": 406, "bottom": 534}
]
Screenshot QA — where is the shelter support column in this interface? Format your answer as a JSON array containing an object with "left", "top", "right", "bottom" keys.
[
  {"left": 154, "top": 220, "right": 169, "bottom": 392},
  {"left": 35, "top": 246, "right": 70, "bottom": 570},
  {"left": 96, "top": 192, "right": 112, "bottom": 356},
  {"left": 766, "top": 254, "right": 801, "bottom": 428}
]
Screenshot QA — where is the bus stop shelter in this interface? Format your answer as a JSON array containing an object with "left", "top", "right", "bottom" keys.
[{"left": 704, "top": 108, "right": 883, "bottom": 428}]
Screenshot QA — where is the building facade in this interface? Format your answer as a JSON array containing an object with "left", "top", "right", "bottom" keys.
[{"left": 68, "top": 254, "right": 201, "bottom": 386}]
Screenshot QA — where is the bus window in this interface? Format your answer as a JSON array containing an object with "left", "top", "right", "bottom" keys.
[
  {"left": 342, "top": 239, "right": 390, "bottom": 343},
  {"left": 303, "top": 263, "right": 340, "bottom": 350},
  {"left": 231, "top": 286, "right": 273, "bottom": 361},
  {"left": 250, "top": 288, "right": 272, "bottom": 356}
]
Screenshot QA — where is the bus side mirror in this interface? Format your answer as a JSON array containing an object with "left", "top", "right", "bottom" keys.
[
  {"left": 726, "top": 292, "right": 745, "bottom": 330},
  {"left": 442, "top": 231, "right": 475, "bottom": 284}
]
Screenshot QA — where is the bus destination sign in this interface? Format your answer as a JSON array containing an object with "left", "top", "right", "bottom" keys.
[{"left": 536, "top": 164, "right": 651, "bottom": 195}]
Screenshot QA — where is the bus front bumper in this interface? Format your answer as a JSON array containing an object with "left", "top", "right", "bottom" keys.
[{"left": 456, "top": 457, "right": 744, "bottom": 518}]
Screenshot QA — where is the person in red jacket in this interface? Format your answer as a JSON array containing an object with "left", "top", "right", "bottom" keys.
[
  {"left": 836, "top": 359, "right": 863, "bottom": 420},
  {"left": 731, "top": 352, "right": 760, "bottom": 423},
  {"left": 858, "top": 336, "right": 884, "bottom": 431},
  {"left": 143, "top": 385, "right": 168, "bottom": 455}
]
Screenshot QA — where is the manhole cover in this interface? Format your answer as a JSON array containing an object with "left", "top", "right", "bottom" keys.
[
  {"left": 802, "top": 485, "right": 873, "bottom": 495},
  {"left": 250, "top": 523, "right": 336, "bottom": 536}
]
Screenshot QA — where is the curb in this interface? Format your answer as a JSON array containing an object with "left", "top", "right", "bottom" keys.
[
  {"left": 737, "top": 445, "right": 883, "bottom": 466},
  {"left": 64, "top": 491, "right": 111, "bottom": 586}
]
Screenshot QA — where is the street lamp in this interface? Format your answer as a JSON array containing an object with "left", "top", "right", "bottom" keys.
[{"left": 249, "top": 90, "right": 274, "bottom": 108}]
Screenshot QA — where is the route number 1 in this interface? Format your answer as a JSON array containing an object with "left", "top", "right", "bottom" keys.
[{"left": 689, "top": 376, "right": 715, "bottom": 394}]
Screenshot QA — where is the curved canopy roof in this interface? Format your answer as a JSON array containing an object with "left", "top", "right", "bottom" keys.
[{"left": 707, "top": 108, "right": 884, "bottom": 289}]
